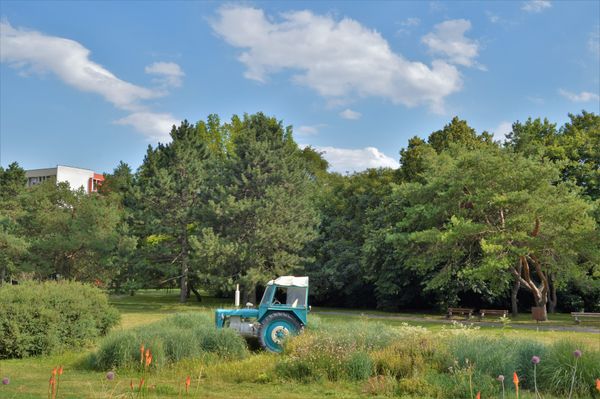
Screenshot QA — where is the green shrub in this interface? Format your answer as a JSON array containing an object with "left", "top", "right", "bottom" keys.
[
  {"left": 92, "top": 312, "right": 248, "bottom": 370},
  {"left": 0, "top": 281, "right": 119, "bottom": 359}
]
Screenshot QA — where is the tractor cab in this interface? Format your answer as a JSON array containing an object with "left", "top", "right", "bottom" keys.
[{"left": 215, "top": 276, "right": 309, "bottom": 352}]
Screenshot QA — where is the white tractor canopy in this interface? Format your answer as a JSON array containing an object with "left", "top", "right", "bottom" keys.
[{"left": 266, "top": 276, "right": 309, "bottom": 288}]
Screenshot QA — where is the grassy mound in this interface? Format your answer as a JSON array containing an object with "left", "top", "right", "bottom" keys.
[
  {"left": 91, "top": 313, "right": 248, "bottom": 370},
  {"left": 0, "top": 281, "right": 119, "bottom": 359}
]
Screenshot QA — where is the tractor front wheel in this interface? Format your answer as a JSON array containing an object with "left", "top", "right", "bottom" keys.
[{"left": 258, "top": 312, "right": 302, "bottom": 353}]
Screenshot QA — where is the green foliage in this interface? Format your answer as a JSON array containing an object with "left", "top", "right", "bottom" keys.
[
  {"left": 0, "top": 162, "right": 26, "bottom": 199},
  {"left": 507, "top": 112, "right": 600, "bottom": 200},
  {"left": 135, "top": 120, "right": 211, "bottom": 301},
  {"left": 199, "top": 113, "right": 319, "bottom": 298},
  {"left": 91, "top": 313, "right": 248, "bottom": 370},
  {"left": 0, "top": 281, "right": 119, "bottom": 358},
  {"left": 307, "top": 169, "right": 396, "bottom": 307}
]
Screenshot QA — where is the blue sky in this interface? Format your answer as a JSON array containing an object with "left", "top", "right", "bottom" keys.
[{"left": 1, "top": 0, "right": 599, "bottom": 173}]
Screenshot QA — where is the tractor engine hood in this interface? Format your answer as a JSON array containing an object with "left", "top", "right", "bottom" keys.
[{"left": 215, "top": 308, "right": 259, "bottom": 328}]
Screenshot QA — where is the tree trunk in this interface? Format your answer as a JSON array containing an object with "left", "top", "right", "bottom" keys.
[
  {"left": 179, "top": 230, "right": 189, "bottom": 303},
  {"left": 0, "top": 265, "right": 5, "bottom": 286},
  {"left": 548, "top": 275, "right": 557, "bottom": 313},
  {"left": 511, "top": 262, "right": 522, "bottom": 316},
  {"left": 187, "top": 279, "right": 202, "bottom": 302},
  {"left": 243, "top": 286, "right": 257, "bottom": 306},
  {"left": 513, "top": 255, "right": 549, "bottom": 321}
]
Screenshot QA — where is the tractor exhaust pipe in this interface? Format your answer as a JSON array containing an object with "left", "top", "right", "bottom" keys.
[{"left": 235, "top": 284, "right": 240, "bottom": 308}]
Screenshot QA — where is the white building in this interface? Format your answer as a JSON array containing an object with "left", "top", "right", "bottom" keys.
[{"left": 25, "top": 165, "right": 104, "bottom": 194}]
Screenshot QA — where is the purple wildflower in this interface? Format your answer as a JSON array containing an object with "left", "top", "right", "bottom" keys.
[
  {"left": 573, "top": 349, "right": 582, "bottom": 358},
  {"left": 106, "top": 371, "right": 115, "bottom": 381},
  {"left": 531, "top": 355, "right": 541, "bottom": 364},
  {"left": 1, "top": 377, "right": 9, "bottom": 385},
  {"left": 497, "top": 375, "right": 505, "bottom": 382}
]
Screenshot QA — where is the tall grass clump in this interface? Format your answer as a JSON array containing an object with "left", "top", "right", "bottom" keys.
[
  {"left": 0, "top": 281, "right": 119, "bottom": 359},
  {"left": 91, "top": 313, "right": 248, "bottom": 370},
  {"left": 278, "top": 320, "right": 426, "bottom": 382},
  {"left": 447, "top": 335, "right": 548, "bottom": 390},
  {"left": 371, "top": 333, "right": 442, "bottom": 379},
  {"left": 537, "top": 340, "right": 600, "bottom": 398}
]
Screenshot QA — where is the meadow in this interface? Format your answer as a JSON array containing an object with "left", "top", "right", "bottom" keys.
[{"left": 1, "top": 290, "right": 599, "bottom": 399}]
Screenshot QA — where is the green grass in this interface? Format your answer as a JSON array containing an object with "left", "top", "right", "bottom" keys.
[{"left": 1, "top": 290, "right": 598, "bottom": 398}]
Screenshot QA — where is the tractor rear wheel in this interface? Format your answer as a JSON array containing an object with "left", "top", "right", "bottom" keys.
[{"left": 258, "top": 312, "right": 302, "bottom": 353}]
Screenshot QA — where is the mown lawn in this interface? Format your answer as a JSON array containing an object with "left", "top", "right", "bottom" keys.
[{"left": 1, "top": 290, "right": 598, "bottom": 398}]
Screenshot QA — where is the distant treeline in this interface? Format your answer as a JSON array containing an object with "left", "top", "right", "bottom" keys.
[{"left": 1, "top": 111, "right": 598, "bottom": 318}]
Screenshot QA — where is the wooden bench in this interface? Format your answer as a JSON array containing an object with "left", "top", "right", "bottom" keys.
[
  {"left": 478, "top": 309, "right": 508, "bottom": 320},
  {"left": 571, "top": 312, "right": 600, "bottom": 324},
  {"left": 447, "top": 307, "right": 475, "bottom": 319}
]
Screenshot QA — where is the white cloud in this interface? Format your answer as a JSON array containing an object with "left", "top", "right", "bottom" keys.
[
  {"left": 492, "top": 121, "right": 512, "bottom": 142},
  {"left": 521, "top": 0, "right": 552, "bottom": 13},
  {"left": 315, "top": 146, "right": 399, "bottom": 173},
  {"left": 339, "top": 108, "right": 362, "bottom": 120},
  {"left": 422, "top": 19, "right": 482, "bottom": 69},
  {"left": 0, "top": 20, "right": 160, "bottom": 111},
  {"left": 114, "top": 112, "right": 178, "bottom": 141},
  {"left": 0, "top": 20, "right": 179, "bottom": 140},
  {"left": 558, "top": 89, "right": 600, "bottom": 103},
  {"left": 145, "top": 61, "right": 184, "bottom": 87},
  {"left": 211, "top": 6, "right": 464, "bottom": 113}
]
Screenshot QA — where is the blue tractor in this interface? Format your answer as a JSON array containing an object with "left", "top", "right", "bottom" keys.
[{"left": 215, "top": 276, "right": 309, "bottom": 352}]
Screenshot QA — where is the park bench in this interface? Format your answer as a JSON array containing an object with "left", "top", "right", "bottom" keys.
[
  {"left": 571, "top": 312, "right": 600, "bottom": 324},
  {"left": 478, "top": 309, "right": 508, "bottom": 320},
  {"left": 447, "top": 307, "right": 475, "bottom": 319}
]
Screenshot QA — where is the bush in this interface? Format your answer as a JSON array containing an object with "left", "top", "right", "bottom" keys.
[
  {"left": 92, "top": 312, "right": 248, "bottom": 370},
  {"left": 0, "top": 281, "right": 119, "bottom": 359}
]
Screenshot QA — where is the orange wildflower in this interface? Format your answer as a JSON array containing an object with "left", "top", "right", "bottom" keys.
[
  {"left": 476, "top": 392, "right": 480, "bottom": 399},
  {"left": 513, "top": 372, "right": 519, "bottom": 398},
  {"left": 58, "top": 366, "right": 63, "bottom": 376},
  {"left": 130, "top": 379, "right": 134, "bottom": 391},
  {"left": 138, "top": 377, "right": 145, "bottom": 391},
  {"left": 596, "top": 379, "right": 600, "bottom": 392},
  {"left": 185, "top": 376, "right": 191, "bottom": 393},
  {"left": 51, "top": 367, "right": 57, "bottom": 377}
]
